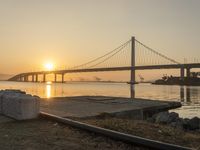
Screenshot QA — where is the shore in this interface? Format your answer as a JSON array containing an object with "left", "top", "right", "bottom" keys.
[
  {"left": 39, "top": 96, "right": 199, "bottom": 149},
  {"left": 0, "top": 94, "right": 199, "bottom": 149},
  {"left": 0, "top": 116, "right": 145, "bottom": 150},
  {"left": 41, "top": 96, "right": 200, "bottom": 149},
  {"left": 0, "top": 114, "right": 199, "bottom": 150},
  {"left": 75, "top": 116, "right": 200, "bottom": 149}
]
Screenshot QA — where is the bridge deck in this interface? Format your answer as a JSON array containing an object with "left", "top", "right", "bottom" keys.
[{"left": 8, "top": 63, "right": 200, "bottom": 81}]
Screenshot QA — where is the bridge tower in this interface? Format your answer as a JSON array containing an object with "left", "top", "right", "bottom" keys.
[
  {"left": 62, "top": 73, "right": 65, "bottom": 83},
  {"left": 54, "top": 74, "right": 57, "bottom": 82},
  {"left": 130, "top": 36, "right": 135, "bottom": 98},
  {"left": 186, "top": 68, "right": 191, "bottom": 78},
  {"left": 180, "top": 66, "right": 185, "bottom": 80},
  {"left": 32, "top": 75, "right": 34, "bottom": 82},
  {"left": 43, "top": 74, "right": 46, "bottom": 82},
  {"left": 36, "top": 74, "right": 38, "bottom": 82}
]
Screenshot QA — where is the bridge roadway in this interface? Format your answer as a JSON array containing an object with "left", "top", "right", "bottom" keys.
[{"left": 8, "top": 63, "right": 200, "bottom": 82}]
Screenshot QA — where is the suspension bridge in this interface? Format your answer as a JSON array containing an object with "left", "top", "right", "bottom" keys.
[{"left": 8, "top": 36, "right": 200, "bottom": 88}]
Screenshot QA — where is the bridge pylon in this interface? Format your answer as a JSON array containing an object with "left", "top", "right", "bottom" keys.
[{"left": 130, "top": 36, "right": 136, "bottom": 98}]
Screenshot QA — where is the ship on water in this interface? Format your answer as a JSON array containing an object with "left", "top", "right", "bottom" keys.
[{"left": 153, "top": 72, "right": 200, "bottom": 86}]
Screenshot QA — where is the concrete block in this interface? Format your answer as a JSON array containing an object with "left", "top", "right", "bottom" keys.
[
  {"left": 0, "top": 91, "right": 4, "bottom": 114},
  {"left": 3, "top": 89, "right": 26, "bottom": 94},
  {"left": 0, "top": 90, "right": 26, "bottom": 114},
  {"left": 2, "top": 92, "right": 40, "bottom": 120}
]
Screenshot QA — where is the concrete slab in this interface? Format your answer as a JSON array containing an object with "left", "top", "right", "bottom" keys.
[{"left": 40, "top": 96, "right": 181, "bottom": 119}]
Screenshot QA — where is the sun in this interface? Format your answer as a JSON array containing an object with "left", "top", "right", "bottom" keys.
[{"left": 44, "top": 62, "right": 54, "bottom": 71}]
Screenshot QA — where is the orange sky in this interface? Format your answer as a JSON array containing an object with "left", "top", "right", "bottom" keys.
[{"left": 0, "top": 0, "right": 200, "bottom": 81}]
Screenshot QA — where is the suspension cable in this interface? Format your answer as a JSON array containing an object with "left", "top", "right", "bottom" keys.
[
  {"left": 87, "top": 41, "right": 130, "bottom": 68},
  {"left": 71, "top": 39, "right": 131, "bottom": 69},
  {"left": 135, "top": 39, "right": 180, "bottom": 64}
]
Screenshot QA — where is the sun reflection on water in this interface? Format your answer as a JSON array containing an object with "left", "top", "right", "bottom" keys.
[{"left": 46, "top": 82, "right": 52, "bottom": 98}]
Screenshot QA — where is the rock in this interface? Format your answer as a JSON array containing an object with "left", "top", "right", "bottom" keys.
[
  {"left": 168, "top": 112, "right": 179, "bottom": 122},
  {"left": 182, "top": 117, "right": 200, "bottom": 130},
  {"left": 170, "top": 118, "right": 184, "bottom": 129},
  {"left": 186, "top": 117, "right": 200, "bottom": 130},
  {"left": 158, "top": 130, "right": 162, "bottom": 133},
  {"left": 182, "top": 118, "right": 190, "bottom": 129},
  {"left": 154, "top": 111, "right": 179, "bottom": 124},
  {"left": 155, "top": 111, "right": 170, "bottom": 124},
  {"left": 150, "top": 111, "right": 200, "bottom": 131}
]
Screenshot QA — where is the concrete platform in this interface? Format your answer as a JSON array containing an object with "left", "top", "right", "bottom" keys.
[{"left": 40, "top": 96, "right": 181, "bottom": 119}]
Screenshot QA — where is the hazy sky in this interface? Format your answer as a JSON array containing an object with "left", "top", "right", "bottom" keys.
[{"left": 0, "top": 0, "right": 200, "bottom": 78}]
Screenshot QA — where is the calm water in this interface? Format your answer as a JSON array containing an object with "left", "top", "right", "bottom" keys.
[{"left": 0, "top": 81, "right": 199, "bottom": 118}]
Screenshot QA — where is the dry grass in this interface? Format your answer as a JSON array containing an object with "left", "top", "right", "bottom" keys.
[
  {"left": 0, "top": 118, "right": 147, "bottom": 150},
  {"left": 78, "top": 117, "right": 200, "bottom": 150}
]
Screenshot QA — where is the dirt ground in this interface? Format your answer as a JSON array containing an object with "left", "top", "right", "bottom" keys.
[
  {"left": 0, "top": 117, "right": 147, "bottom": 150},
  {"left": 77, "top": 117, "right": 200, "bottom": 150}
]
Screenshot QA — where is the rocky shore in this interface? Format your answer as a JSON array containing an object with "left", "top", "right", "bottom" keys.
[
  {"left": 148, "top": 111, "right": 200, "bottom": 131},
  {"left": 77, "top": 115, "right": 200, "bottom": 149}
]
